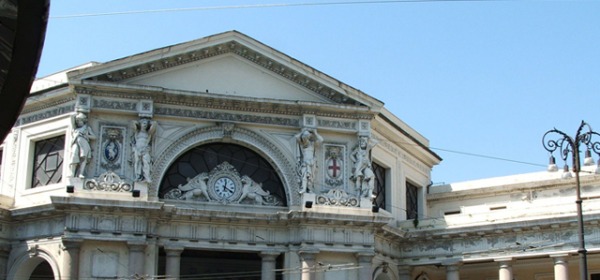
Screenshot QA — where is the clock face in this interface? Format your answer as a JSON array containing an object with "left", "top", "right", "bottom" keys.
[{"left": 213, "top": 176, "right": 236, "bottom": 199}]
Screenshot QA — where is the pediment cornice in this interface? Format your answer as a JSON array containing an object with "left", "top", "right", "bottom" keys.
[{"left": 68, "top": 31, "right": 384, "bottom": 110}]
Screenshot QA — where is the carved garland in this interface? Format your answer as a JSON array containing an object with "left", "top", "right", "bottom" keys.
[{"left": 84, "top": 171, "right": 132, "bottom": 192}]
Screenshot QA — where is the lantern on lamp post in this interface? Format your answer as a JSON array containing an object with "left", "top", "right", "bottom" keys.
[{"left": 542, "top": 120, "right": 600, "bottom": 280}]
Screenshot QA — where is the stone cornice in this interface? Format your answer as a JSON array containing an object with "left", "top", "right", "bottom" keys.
[
  {"left": 68, "top": 34, "right": 383, "bottom": 109},
  {"left": 428, "top": 175, "right": 600, "bottom": 202},
  {"left": 73, "top": 83, "right": 376, "bottom": 120},
  {"left": 398, "top": 211, "right": 600, "bottom": 240}
]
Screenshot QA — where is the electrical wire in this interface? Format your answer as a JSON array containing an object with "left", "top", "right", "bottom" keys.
[{"left": 50, "top": 0, "right": 510, "bottom": 19}]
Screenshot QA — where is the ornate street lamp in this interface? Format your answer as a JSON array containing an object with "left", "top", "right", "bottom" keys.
[{"left": 543, "top": 121, "right": 600, "bottom": 280}]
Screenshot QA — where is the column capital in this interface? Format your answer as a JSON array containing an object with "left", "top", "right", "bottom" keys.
[
  {"left": 260, "top": 251, "right": 281, "bottom": 260},
  {"left": 550, "top": 253, "right": 570, "bottom": 259},
  {"left": 61, "top": 238, "right": 83, "bottom": 250},
  {"left": 164, "top": 245, "right": 184, "bottom": 257},
  {"left": 128, "top": 245, "right": 146, "bottom": 253},
  {"left": 355, "top": 252, "right": 375, "bottom": 263},
  {"left": 494, "top": 257, "right": 513, "bottom": 263},
  {"left": 446, "top": 265, "right": 460, "bottom": 273},
  {"left": 441, "top": 259, "right": 463, "bottom": 267},
  {"left": 298, "top": 248, "right": 319, "bottom": 261}
]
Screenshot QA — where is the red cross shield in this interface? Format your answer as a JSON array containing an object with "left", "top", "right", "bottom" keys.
[{"left": 326, "top": 157, "right": 343, "bottom": 179}]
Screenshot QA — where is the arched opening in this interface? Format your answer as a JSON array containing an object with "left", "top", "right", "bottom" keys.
[
  {"left": 8, "top": 251, "right": 60, "bottom": 280},
  {"left": 29, "top": 261, "right": 53, "bottom": 280},
  {"left": 159, "top": 143, "right": 287, "bottom": 205}
]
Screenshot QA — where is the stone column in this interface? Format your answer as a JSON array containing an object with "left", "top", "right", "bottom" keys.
[
  {"left": 397, "top": 265, "right": 412, "bottom": 280},
  {"left": 260, "top": 252, "right": 280, "bottom": 280},
  {"left": 445, "top": 264, "right": 460, "bottom": 280},
  {"left": 552, "top": 254, "right": 569, "bottom": 280},
  {"left": 128, "top": 241, "right": 147, "bottom": 277},
  {"left": 0, "top": 247, "right": 10, "bottom": 280},
  {"left": 62, "top": 239, "right": 82, "bottom": 280},
  {"left": 299, "top": 250, "right": 318, "bottom": 280},
  {"left": 496, "top": 258, "right": 513, "bottom": 280},
  {"left": 356, "top": 253, "right": 374, "bottom": 280},
  {"left": 164, "top": 246, "right": 184, "bottom": 280},
  {"left": 144, "top": 237, "right": 159, "bottom": 277}
]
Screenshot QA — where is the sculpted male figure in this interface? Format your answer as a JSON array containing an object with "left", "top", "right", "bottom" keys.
[
  {"left": 70, "top": 112, "right": 96, "bottom": 178},
  {"left": 351, "top": 135, "right": 378, "bottom": 198},
  {"left": 295, "top": 128, "right": 323, "bottom": 193},
  {"left": 132, "top": 118, "right": 157, "bottom": 182}
]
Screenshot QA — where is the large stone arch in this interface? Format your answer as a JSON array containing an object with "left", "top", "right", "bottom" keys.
[
  {"left": 151, "top": 124, "right": 299, "bottom": 205},
  {"left": 8, "top": 249, "right": 61, "bottom": 280}
]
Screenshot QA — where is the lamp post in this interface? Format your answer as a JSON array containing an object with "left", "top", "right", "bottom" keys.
[{"left": 542, "top": 121, "right": 600, "bottom": 280}]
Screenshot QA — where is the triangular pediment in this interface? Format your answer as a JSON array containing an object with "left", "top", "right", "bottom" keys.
[
  {"left": 67, "top": 31, "right": 383, "bottom": 110},
  {"left": 125, "top": 54, "right": 328, "bottom": 103}
]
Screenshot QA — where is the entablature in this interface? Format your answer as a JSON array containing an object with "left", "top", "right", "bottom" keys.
[{"left": 72, "top": 83, "right": 377, "bottom": 121}]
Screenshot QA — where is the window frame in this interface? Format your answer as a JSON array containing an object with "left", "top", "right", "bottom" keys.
[
  {"left": 406, "top": 180, "right": 420, "bottom": 220},
  {"left": 17, "top": 117, "right": 70, "bottom": 191},
  {"left": 30, "top": 134, "right": 66, "bottom": 188}
]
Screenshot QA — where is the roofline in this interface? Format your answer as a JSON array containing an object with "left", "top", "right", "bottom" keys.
[
  {"left": 377, "top": 112, "right": 442, "bottom": 161},
  {"left": 66, "top": 30, "right": 385, "bottom": 110}
]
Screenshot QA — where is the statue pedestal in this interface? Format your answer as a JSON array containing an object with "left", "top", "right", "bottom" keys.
[
  {"left": 360, "top": 197, "right": 373, "bottom": 209},
  {"left": 133, "top": 181, "right": 149, "bottom": 199},
  {"left": 302, "top": 193, "right": 316, "bottom": 209},
  {"left": 67, "top": 177, "right": 84, "bottom": 191}
]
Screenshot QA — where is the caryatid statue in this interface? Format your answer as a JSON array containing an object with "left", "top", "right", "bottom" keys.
[{"left": 295, "top": 128, "right": 323, "bottom": 194}]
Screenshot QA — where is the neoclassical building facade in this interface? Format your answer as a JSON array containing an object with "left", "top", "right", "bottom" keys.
[{"left": 0, "top": 31, "right": 598, "bottom": 280}]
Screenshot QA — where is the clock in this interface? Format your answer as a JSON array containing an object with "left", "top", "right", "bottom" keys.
[
  {"left": 213, "top": 176, "right": 237, "bottom": 199},
  {"left": 205, "top": 162, "right": 244, "bottom": 202}
]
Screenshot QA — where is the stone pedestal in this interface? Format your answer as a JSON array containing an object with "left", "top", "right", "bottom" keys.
[
  {"left": 360, "top": 197, "right": 373, "bottom": 209},
  {"left": 133, "top": 181, "right": 149, "bottom": 199},
  {"left": 302, "top": 193, "right": 316, "bottom": 209},
  {"left": 67, "top": 177, "right": 84, "bottom": 191}
]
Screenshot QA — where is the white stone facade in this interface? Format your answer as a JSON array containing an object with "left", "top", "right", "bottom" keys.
[{"left": 0, "top": 31, "right": 597, "bottom": 280}]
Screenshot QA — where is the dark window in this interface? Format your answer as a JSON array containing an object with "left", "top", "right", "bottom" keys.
[
  {"left": 159, "top": 143, "right": 286, "bottom": 205},
  {"left": 32, "top": 135, "right": 65, "bottom": 188},
  {"left": 592, "top": 273, "right": 600, "bottom": 280},
  {"left": 406, "top": 181, "right": 419, "bottom": 219},
  {"left": 372, "top": 162, "right": 386, "bottom": 210}
]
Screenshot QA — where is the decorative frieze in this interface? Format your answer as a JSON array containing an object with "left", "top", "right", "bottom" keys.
[
  {"left": 93, "top": 98, "right": 137, "bottom": 112},
  {"left": 154, "top": 106, "right": 299, "bottom": 127},
  {"left": 18, "top": 104, "right": 74, "bottom": 125},
  {"left": 84, "top": 171, "right": 132, "bottom": 193},
  {"left": 318, "top": 119, "right": 357, "bottom": 131},
  {"left": 317, "top": 189, "right": 359, "bottom": 207}
]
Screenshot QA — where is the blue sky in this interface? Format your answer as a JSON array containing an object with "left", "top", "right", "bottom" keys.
[{"left": 37, "top": 1, "right": 600, "bottom": 184}]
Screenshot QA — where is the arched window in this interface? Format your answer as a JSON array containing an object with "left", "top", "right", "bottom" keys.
[{"left": 159, "top": 143, "right": 286, "bottom": 205}]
